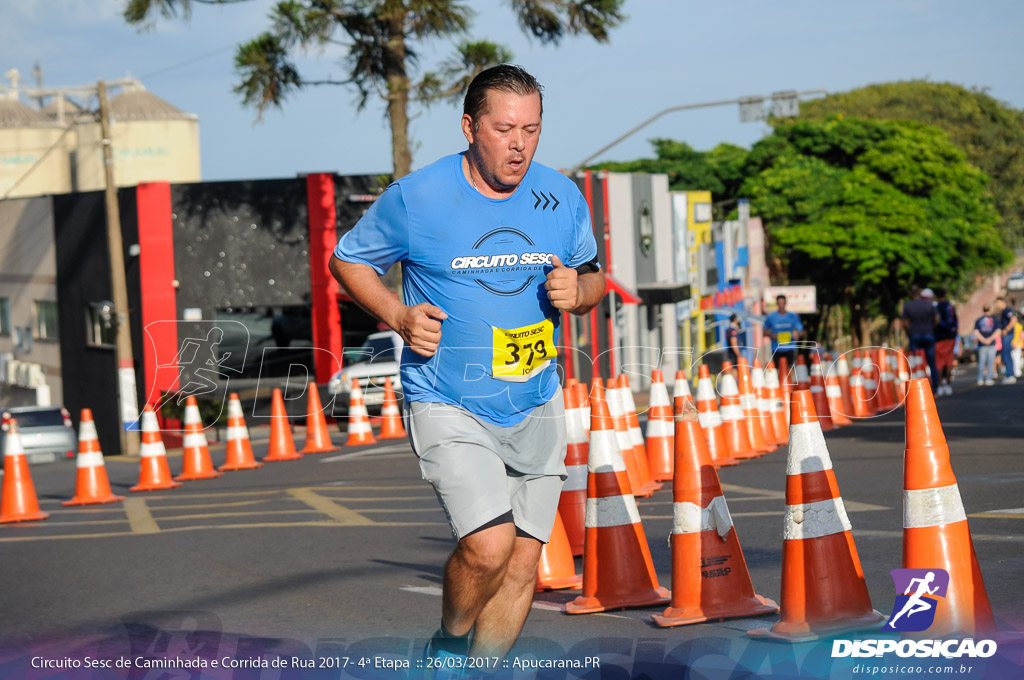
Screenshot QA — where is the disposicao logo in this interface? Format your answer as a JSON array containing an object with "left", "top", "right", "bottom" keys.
[
  {"left": 886, "top": 568, "right": 949, "bottom": 632},
  {"left": 831, "top": 568, "right": 998, "bottom": 659}
]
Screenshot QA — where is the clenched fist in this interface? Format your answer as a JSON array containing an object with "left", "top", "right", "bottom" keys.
[
  {"left": 545, "top": 255, "right": 579, "bottom": 312},
  {"left": 394, "top": 303, "right": 448, "bottom": 357}
]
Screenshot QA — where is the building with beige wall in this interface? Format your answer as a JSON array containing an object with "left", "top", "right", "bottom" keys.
[{"left": 0, "top": 78, "right": 200, "bottom": 200}]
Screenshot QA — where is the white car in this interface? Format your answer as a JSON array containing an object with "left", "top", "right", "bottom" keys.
[
  {"left": 327, "top": 331, "right": 403, "bottom": 409},
  {"left": 1006, "top": 272, "right": 1024, "bottom": 291}
]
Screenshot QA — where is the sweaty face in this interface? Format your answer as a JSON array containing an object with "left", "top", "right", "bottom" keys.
[{"left": 463, "top": 90, "right": 542, "bottom": 195}]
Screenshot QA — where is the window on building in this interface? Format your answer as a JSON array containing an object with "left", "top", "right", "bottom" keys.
[
  {"left": 87, "top": 303, "right": 116, "bottom": 347},
  {"left": 34, "top": 300, "right": 59, "bottom": 340},
  {"left": 0, "top": 298, "right": 9, "bottom": 335}
]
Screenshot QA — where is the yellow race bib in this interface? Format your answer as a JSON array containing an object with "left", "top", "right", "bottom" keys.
[
  {"left": 778, "top": 331, "right": 792, "bottom": 345},
  {"left": 492, "top": 319, "right": 557, "bottom": 382}
]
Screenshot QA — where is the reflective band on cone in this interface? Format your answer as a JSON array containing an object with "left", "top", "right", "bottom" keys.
[
  {"left": 736, "top": 358, "right": 774, "bottom": 455},
  {"left": 718, "top": 365, "right": 755, "bottom": 460},
  {"left": 748, "top": 391, "right": 885, "bottom": 641},
  {"left": 619, "top": 376, "right": 663, "bottom": 495}
]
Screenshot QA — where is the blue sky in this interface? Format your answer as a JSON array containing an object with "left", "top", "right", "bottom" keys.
[{"left": 3, "top": 0, "right": 1022, "bottom": 181}]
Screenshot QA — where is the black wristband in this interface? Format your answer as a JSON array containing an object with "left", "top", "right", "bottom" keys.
[{"left": 574, "top": 257, "right": 600, "bottom": 276}]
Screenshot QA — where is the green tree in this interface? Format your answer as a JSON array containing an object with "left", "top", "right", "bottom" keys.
[
  {"left": 742, "top": 117, "right": 1010, "bottom": 342},
  {"left": 799, "top": 81, "right": 1024, "bottom": 245},
  {"left": 592, "top": 139, "right": 749, "bottom": 218},
  {"left": 125, "top": 0, "right": 625, "bottom": 178}
]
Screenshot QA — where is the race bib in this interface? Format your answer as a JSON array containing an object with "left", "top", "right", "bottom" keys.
[
  {"left": 778, "top": 331, "right": 792, "bottom": 345},
  {"left": 492, "top": 319, "right": 557, "bottom": 382}
]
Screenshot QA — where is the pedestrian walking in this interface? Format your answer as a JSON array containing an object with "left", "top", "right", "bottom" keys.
[
  {"left": 995, "top": 297, "right": 1017, "bottom": 383},
  {"left": 764, "top": 295, "right": 804, "bottom": 369},
  {"left": 726, "top": 314, "right": 742, "bottom": 366},
  {"left": 933, "top": 288, "right": 958, "bottom": 396},
  {"left": 901, "top": 285, "right": 939, "bottom": 393},
  {"left": 329, "top": 65, "right": 605, "bottom": 665},
  {"left": 974, "top": 305, "right": 999, "bottom": 386}
]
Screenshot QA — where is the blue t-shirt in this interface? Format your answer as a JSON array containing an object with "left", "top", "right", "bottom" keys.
[
  {"left": 999, "top": 307, "right": 1016, "bottom": 331},
  {"left": 974, "top": 315, "right": 997, "bottom": 339},
  {"left": 334, "top": 153, "right": 598, "bottom": 426},
  {"left": 763, "top": 311, "right": 804, "bottom": 352}
]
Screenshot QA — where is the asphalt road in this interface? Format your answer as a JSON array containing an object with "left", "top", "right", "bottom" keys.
[{"left": 1, "top": 374, "right": 1022, "bottom": 679}]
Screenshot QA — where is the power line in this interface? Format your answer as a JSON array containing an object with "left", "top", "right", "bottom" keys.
[{"left": 139, "top": 44, "right": 236, "bottom": 81}]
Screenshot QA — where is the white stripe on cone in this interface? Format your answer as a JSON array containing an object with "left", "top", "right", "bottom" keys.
[
  {"left": 183, "top": 432, "right": 208, "bottom": 449},
  {"left": 673, "top": 496, "right": 733, "bottom": 539},
  {"left": 588, "top": 429, "right": 625, "bottom": 473},
  {"left": 904, "top": 485, "right": 967, "bottom": 528},
  {"left": 784, "top": 497, "right": 853, "bottom": 540},
  {"left": 76, "top": 452, "right": 104, "bottom": 469},
  {"left": 786, "top": 422, "right": 833, "bottom": 474},
  {"left": 646, "top": 419, "right": 674, "bottom": 438},
  {"left": 564, "top": 464, "right": 588, "bottom": 492},
  {"left": 586, "top": 494, "right": 642, "bottom": 528}
]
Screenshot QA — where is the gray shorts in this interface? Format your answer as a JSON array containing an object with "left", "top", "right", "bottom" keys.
[{"left": 406, "top": 394, "right": 567, "bottom": 543}]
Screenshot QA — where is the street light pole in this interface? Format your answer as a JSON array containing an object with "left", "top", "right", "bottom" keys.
[
  {"left": 570, "top": 89, "right": 828, "bottom": 173},
  {"left": 98, "top": 80, "right": 140, "bottom": 456}
]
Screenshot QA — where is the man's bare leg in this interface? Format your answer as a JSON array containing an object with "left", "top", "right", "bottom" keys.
[
  {"left": 441, "top": 523, "right": 517, "bottom": 637},
  {"left": 469, "top": 536, "right": 543, "bottom": 658}
]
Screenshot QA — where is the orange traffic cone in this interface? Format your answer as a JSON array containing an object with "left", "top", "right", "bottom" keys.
[
  {"left": 607, "top": 377, "right": 656, "bottom": 498},
  {"left": 0, "top": 419, "right": 49, "bottom": 523},
  {"left": 619, "top": 376, "right": 663, "bottom": 494},
  {"left": 536, "top": 510, "right": 583, "bottom": 591},
  {"left": 861, "top": 352, "right": 882, "bottom": 415},
  {"left": 718, "top": 364, "right": 755, "bottom": 461},
  {"left": 836, "top": 353, "right": 856, "bottom": 420},
  {"left": 877, "top": 349, "right": 898, "bottom": 412},
  {"left": 300, "top": 383, "right": 340, "bottom": 454},
  {"left": 652, "top": 396, "right": 778, "bottom": 627},
  {"left": 559, "top": 382, "right": 590, "bottom": 557},
  {"left": 901, "top": 378, "right": 994, "bottom": 636},
  {"left": 764, "top": 362, "right": 788, "bottom": 446},
  {"left": 795, "top": 355, "right": 811, "bottom": 392},
  {"left": 344, "top": 380, "right": 377, "bottom": 446},
  {"left": 131, "top": 406, "right": 182, "bottom": 492},
  {"left": 565, "top": 386, "right": 670, "bottom": 614},
  {"left": 695, "top": 365, "right": 737, "bottom": 467},
  {"left": 264, "top": 388, "right": 303, "bottom": 462},
  {"left": 645, "top": 369, "right": 675, "bottom": 482},
  {"left": 748, "top": 391, "right": 886, "bottom": 641},
  {"left": 896, "top": 350, "right": 911, "bottom": 400},
  {"left": 752, "top": 360, "right": 779, "bottom": 448},
  {"left": 219, "top": 393, "right": 262, "bottom": 471},
  {"left": 575, "top": 381, "right": 591, "bottom": 437},
  {"left": 736, "top": 358, "right": 774, "bottom": 454},
  {"left": 825, "top": 373, "right": 853, "bottom": 426},
  {"left": 63, "top": 409, "right": 124, "bottom": 506},
  {"left": 378, "top": 377, "right": 406, "bottom": 440},
  {"left": 778, "top": 356, "right": 794, "bottom": 428},
  {"left": 175, "top": 396, "right": 223, "bottom": 481},
  {"left": 673, "top": 369, "right": 692, "bottom": 401},
  {"left": 808, "top": 354, "right": 835, "bottom": 431},
  {"left": 850, "top": 365, "right": 872, "bottom": 419}
]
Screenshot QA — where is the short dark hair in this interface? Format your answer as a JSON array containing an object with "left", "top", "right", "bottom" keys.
[
  {"left": 463, "top": 64, "right": 543, "bottom": 124},
  {"left": 776, "top": 295, "right": 787, "bottom": 303}
]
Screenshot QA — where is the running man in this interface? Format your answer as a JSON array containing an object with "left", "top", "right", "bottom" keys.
[
  {"left": 888, "top": 571, "right": 940, "bottom": 628},
  {"left": 328, "top": 65, "right": 605, "bottom": 664},
  {"left": 764, "top": 294, "right": 804, "bottom": 368}
]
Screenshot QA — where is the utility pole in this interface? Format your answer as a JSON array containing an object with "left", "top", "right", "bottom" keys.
[{"left": 98, "top": 80, "right": 140, "bottom": 456}]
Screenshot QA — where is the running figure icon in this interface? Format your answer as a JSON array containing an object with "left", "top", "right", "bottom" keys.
[{"left": 888, "top": 571, "right": 939, "bottom": 628}]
